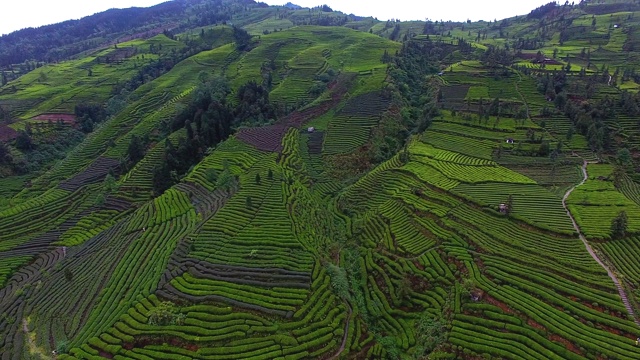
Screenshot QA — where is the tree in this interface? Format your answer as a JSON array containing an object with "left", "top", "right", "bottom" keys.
[
  {"left": 103, "top": 174, "right": 118, "bottom": 192},
  {"left": 127, "top": 135, "right": 145, "bottom": 163},
  {"left": 566, "top": 126, "right": 574, "bottom": 141},
  {"left": 321, "top": 4, "right": 333, "bottom": 12},
  {"left": 255, "top": 173, "right": 261, "bottom": 185},
  {"left": 15, "top": 130, "right": 33, "bottom": 151},
  {"left": 613, "top": 166, "right": 625, "bottom": 189},
  {"left": 216, "top": 167, "right": 234, "bottom": 191},
  {"left": 233, "top": 26, "right": 252, "bottom": 51},
  {"left": 246, "top": 196, "right": 253, "bottom": 209},
  {"left": 617, "top": 148, "right": 632, "bottom": 167},
  {"left": 268, "top": 169, "right": 273, "bottom": 180},
  {"left": 95, "top": 193, "right": 106, "bottom": 206},
  {"left": 538, "top": 141, "right": 551, "bottom": 157},
  {"left": 505, "top": 194, "right": 514, "bottom": 216},
  {"left": 611, "top": 211, "right": 628, "bottom": 238},
  {"left": 64, "top": 268, "right": 73, "bottom": 281},
  {"left": 147, "top": 302, "right": 185, "bottom": 326},
  {"left": 0, "top": 142, "right": 11, "bottom": 164}
]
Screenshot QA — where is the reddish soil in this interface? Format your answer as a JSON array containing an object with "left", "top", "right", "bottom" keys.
[
  {"left": 582, "top": 301, "right": 606, "bottom": 314},
  {"left": 484, "top": 295, "right": 517, "bottom": 315},
  {"left": 97, "top": 350, "right": 114, "bottom": 359},
  {"left": 33, "top": 113, "right": 76, "bottom": 124},
  {"left": 413, "top": 260, "right": 424, "bottom": 271},
  {"left": 550, "top": 334, "right": 584, "bottom": 355},
  {"left": 236, "top": 124, "right": 288, "bottom": 152},
  {"left": 566, "top": 294, "right": 630, "bottom": 322},
  {"left": 599, "top": 323, "right": 636, "bottom": 340},
  {"left": 527, "top": 318, "right": 546, "bottom": 331},
  {"left": 102, "top": 47, "right": 138, "bottom": 63},
  {"left": 518, "top": 53, "right": 539, "bottom": 60},
  {"left": 374, "top": 272, "right": 389, "bottom": 294},
  {"left": 237, "top": 73, "right": 356, "bottom": 152},
  {"left": 0, "top": 125, "right": 18, "bottom": 141},
  {"left": 124, "top": 336, "right": 200, "bottom": 353},
  {"left": 408, "top": 274, "right": 431, "bottom": 292}
]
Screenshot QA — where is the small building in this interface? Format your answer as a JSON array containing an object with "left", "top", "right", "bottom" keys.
[
  {"left": 307, "top": 127, "right": 315, "bottom": 133},
  {"left": 499, "top": 204, "right": 508, "bottom": 213},
  {"left": 505, "top": 138, "right": 514, "bottom": 144},
  {"left": 614, "top": 24, "right": 620, "bottom": 29},
  {"left": 470, "top": 289, "right": 484, "bottom": 302}
]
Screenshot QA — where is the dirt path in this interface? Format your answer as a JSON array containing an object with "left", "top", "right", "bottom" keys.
[
  {"left": 514, "top": 71, "right": 531, "bottom": 121},
  {"left": 327, "top": 302, "right": 352, "bottom": 360},
  {"left": 562, "top": 160, "right": 640, "bottom": 327},
  {"left": 23, "top": 319, "right": 52, "bottom": 359}
]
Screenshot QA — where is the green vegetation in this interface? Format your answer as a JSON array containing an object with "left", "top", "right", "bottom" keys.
[{"left": 2, "top": 1, "right": 640, "bottom": 359}]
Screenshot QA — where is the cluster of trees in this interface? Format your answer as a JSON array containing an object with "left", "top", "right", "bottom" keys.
[
  {"left": 367, "top": 39, "right": 456, "bottom": 165},
  {"left": 0, "top": 142, "right": 12, "bottom": 166},
  {"left": 233, "top": 26, "right": 253, "bottom": 51},
  {"left": 0, "top": 105, "right": 9, "bottom": 122},
  {"left": 0, "top": 2, "right": 184, "bottom": 67},
  {"left": 2, "top": 123, "right": 84, "bottom": 174},
  {"left": 388, "top": 40, "right": 450, "bottom": 134},
  {"left": 480, "top": 46, "right": 513, "bottom": 73},
  {"left": 0, "top": 0, "right": 258, "bottom": 70},
  {"left": 563, "top": 96, "right": 614, "bottom": 152},
  {"left": 112, "top": 53, "right": 187, "bottom": 95},
  {"left": 620, "top": 68, "right": 640, "bottom": 85},
  {"left": 75, "top": 103, "right": 106, "bottom": 133},
  {"left": 532, "top": 67, "right": 615, "bottom": 153},
  {"left": 151, "top": 77, "right": 275, "bottom": 195},
  {"left": 293, "top": 15, "right": 350, "bottom": 27},
  {"left": 527, "top": 2, "right": 561, "bottom": 20},
  {"left": 618, "top": 90, "right": 640, "bottom": 119}
]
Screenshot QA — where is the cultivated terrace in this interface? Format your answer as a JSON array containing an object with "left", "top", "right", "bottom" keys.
[{"left": 2, "top": 0, "right": 640, "bottom": 359}]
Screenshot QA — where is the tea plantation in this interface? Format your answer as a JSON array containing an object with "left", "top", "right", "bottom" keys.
[{"left": 2, "top": 1, "right": 640, "bottom": 359}]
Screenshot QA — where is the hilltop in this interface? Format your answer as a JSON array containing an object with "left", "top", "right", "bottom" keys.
[{"left": 2, "top": 0, "right": 640, "bottom": 359}]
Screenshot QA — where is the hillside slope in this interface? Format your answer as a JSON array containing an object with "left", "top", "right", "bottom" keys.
[{"left": 2, "top": 1, "right": 640, "bottom": 359}]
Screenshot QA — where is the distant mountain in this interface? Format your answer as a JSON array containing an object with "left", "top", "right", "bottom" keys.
[
  {"left": 0, "top": 0, "right": 254, "bottom": 68},
  {"left": 283, "top": 2, "right": 302, "bottom": 9}
]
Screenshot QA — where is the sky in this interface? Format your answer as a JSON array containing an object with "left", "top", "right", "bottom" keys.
[
  {"left": 265, "top": 0, "right": 556, "bottom": 22},
  {"left": 1, "top": 1, "right": 167, "bottom": 35},
  {"left": 1, "top": 0, "right": 555, "bottom": 36}
]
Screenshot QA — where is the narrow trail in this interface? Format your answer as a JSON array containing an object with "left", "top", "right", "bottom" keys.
[
  {"left": 514, "top": 71, "right": 531, "bottom": 121},
  {"left": 22, "top": 319, "right": 52, "bottom": 360},
  {"left": 562, "top": 160, "right": 640, "bottom": 327},
  {"left": 327, "top": 303, "right": 352, "bottom": 360}
]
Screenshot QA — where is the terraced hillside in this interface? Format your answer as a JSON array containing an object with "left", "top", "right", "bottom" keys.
[{"left": 2, "top": 0, "right": 640, "bottom": 359}]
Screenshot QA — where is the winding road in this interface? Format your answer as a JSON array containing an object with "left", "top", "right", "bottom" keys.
[{"left": 562, "top": 160, "right": 640, "bottom": 326}]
